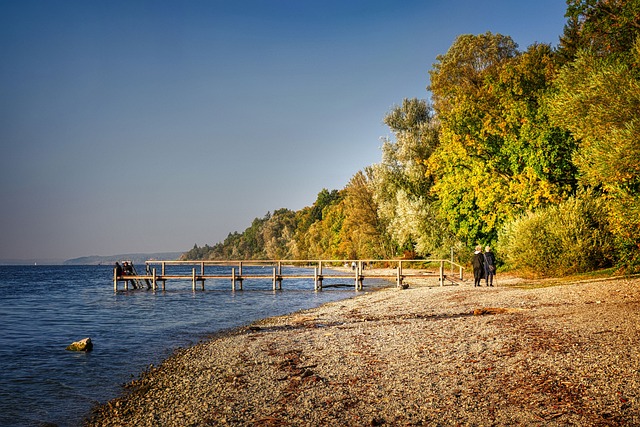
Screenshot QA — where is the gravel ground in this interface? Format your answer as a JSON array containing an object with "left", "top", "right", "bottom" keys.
[{"left": 84, "top": 272, "right": 640, "bottom": 426}]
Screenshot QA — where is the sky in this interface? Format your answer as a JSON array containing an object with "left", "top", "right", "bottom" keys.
[{"left": 0, "top": 0, "right": 569, "bottom": 262}]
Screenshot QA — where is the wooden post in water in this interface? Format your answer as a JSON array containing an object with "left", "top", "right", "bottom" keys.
[
  {"left": 316, "top": 262, "right": 324, "bottom": 291},
  {"left": 161, "top": 262, "right": 166, "bottom": 291},
  {"left": 231, "top": 268, "right": 236, "bottom": 291},
  {"left": 277, "top": 262, "right": 282, "bottom": 290},
  {"left": 152, "top": 268, "right": 157, "bottom": 290},
  {"left": 272, "top": 267, "right": 277, "bottom": 291},
  {"left": 192, "top": 268, "right": 196, "bottom": 291},
  {"left": 198, "top": 263, "right": 205, "bottom": 290},
  {"left": 113, "top": 267, "right": 118, "bottom": 292}
]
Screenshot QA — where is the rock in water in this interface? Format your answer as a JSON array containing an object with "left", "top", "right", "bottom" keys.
[{"left": 66, "top": 337, "right": 93, "bottom": 352}]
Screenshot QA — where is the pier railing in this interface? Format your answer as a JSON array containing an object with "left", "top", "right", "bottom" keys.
[{"left": 113, "top": 259, "right": 465, "bottom": 292}]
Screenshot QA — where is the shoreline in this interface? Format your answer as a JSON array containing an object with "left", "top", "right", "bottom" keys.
[{"left": 84, "top": 274, "right": 640, "bottom": 426}]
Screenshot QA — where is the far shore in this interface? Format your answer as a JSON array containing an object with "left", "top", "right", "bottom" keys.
[{"left": 85, "top": 271, "right": 640, "bottom": 426}]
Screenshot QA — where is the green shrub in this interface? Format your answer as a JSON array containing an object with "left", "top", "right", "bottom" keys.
[{"left": 497, "top": 191, "right": 615, "bottom": 276}]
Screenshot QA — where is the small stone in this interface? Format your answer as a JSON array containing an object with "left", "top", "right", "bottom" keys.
[{"left": 66, "top": 337, "right": 93, "bottom": 352}]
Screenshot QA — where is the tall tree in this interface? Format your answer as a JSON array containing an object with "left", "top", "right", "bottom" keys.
[
  {"left": 428, "top": 33, "right": 577, "bottom": 247},
  {"left": 429, "top": 31, "right": 519, "bottom": 136},
  {"left": 372, "top": 98, "right": 444, "bottom": 256},
  {"left": 548, "top": 40, "right": 640, "bottom": 268}
]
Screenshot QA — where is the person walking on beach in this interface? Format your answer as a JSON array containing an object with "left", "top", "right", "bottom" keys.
[
  {"left": 472, "top": 245, "right": 485, "bottom": 287},
  {"left": 484, "top": 246, "right": 496, "bottom": 287}
]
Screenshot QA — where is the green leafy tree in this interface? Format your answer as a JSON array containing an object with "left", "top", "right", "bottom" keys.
[
  {"left": 548, "top": 40, "right": 640, "bottom": 269},
  {"left": 428, "top": 33, "right": 577, "bottom": 248},
  {"left": 559, "top": 0, "right": 640, "bottom": 62},
  {"left": 550, "top": 0, "right": 640, "bottom": 270},
  {"left": 427, "top": 32, "right": 519, "bottom": 247}
]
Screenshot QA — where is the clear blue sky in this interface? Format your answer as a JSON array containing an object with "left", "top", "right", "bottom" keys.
[{"left": 0, "top": 0, "right": 568, "bottom": 262}]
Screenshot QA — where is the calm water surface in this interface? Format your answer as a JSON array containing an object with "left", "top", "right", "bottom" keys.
[{"left": 0, "top": 265, "right": 379, "bottom": 427}]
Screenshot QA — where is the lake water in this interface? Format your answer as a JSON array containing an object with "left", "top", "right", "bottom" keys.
[{"left": 0, "top": 264, "right": 382, "bottom": 427}]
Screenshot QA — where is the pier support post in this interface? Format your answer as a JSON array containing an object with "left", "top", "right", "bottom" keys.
[
  {"left": 200, "top": 262, "right": 205, "bottom": 289},
  {"left": 192, "top": 268, "right": 196, "bottom": 291},
  {"left": 161, "top": 262, "right": 166, "bottom": 291},
  {"left": 152, "top": 268, "right": 157, "bottom": 291},
  {"left": 314, "top": 267, "right": 323, "bottom": 291},
  {"left": 232, "top": 268, "right": 236, "bottom": 291},
  {"left": 396, "top": 261, "right": 404, "bottom": 288},
  {"left": 273, "top": 267, "right": 277, "bottom": 291},
  {"left": 113, "top": 267, "right": 118, "bottom": 292}
]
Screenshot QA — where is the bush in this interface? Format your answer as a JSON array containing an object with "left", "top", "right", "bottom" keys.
[{"left": 498, "top": 192, "right": 615, "bottom": 276}]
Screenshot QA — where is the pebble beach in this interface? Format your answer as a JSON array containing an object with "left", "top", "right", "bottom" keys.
[{"left": 84, "top": 272, "right": 640, "bottom": 426}]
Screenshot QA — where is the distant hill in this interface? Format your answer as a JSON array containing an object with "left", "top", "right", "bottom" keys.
[{"left": 63, "top": 252, "right": 183, "bottom": 266}]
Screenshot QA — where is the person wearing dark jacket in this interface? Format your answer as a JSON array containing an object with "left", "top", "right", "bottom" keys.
[
  {"left": 115, "top": 262, "right": 123, "bottom": 277},
  {"left": 484, "top": 246, "right": 496, "bottom": 287},
  {"left": 472, "top": 245, "right": 485, "bottom": 287}
]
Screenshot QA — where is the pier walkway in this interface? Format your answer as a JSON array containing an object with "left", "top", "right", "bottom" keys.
[{"left": 113, "top": 259, "right": 465, "bottom": 292}]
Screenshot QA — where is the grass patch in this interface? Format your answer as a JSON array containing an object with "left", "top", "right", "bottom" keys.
[{"left": 498, "top": 268, "right": 622, "bottom": 290}]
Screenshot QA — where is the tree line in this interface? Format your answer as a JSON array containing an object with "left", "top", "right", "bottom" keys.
[{"left": 183, "top": 0, "right": 640, "bottom": 276}]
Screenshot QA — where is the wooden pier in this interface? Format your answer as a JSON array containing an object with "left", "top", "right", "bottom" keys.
[{"left": 113, "top": 259, "right": 465, "bottom": 292}]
